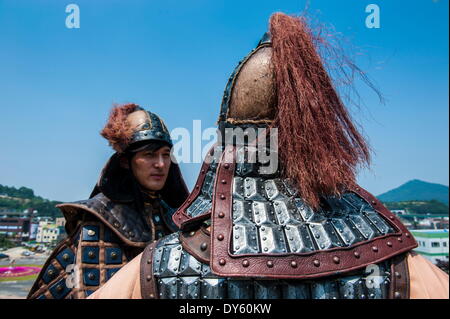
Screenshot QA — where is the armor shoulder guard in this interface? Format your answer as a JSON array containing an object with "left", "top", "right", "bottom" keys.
[
  {"left": 27, "top": 237, "right": 77, "bottom": 299},
  {"left": 184, "top": 144, "right": 417, "bottom": 279},
  {"left": 58, "top": 193, "right": 151, "bottom": 247}
]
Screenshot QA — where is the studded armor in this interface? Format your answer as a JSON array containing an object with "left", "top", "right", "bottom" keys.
[
  {"left": 144, "top": 232, "right": 392, "bottom": 299},
  {"left": 27, "top": 193, "right": 178, "bottom": 299}
]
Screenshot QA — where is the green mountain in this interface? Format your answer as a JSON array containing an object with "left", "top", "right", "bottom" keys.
[
  {"left": 0, "top": 184, "right": 62, "bottom": 218},
  {"left": 377, "top": 179, "right": 449, "bottom": 205},
  {"left": 384, "top": 200, "right": 448, "bottom": 215}
]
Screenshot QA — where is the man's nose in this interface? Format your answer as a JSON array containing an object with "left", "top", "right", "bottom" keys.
[{"left": 154, "top": 156, "right": 165, "bottom": 168}]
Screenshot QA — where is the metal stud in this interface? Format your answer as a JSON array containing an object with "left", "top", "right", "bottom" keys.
[
  {"left": 333, "top": 256, "right": 340, "bottom": 264},
  {"left": 114, "top": 222, "right": 120, "bottom": 228},
  {"left": 267, "top": 261, "right": 274, "bottom": 268},
  {"left": 88, "top": 273, "right": 95, "bottom": 280},
  {"left": 87, "top": 229, "right": 96, "bottom": 237},
  {"left": 220, "top": 194, "right": 226, "bottom": 200},
  {"left": 56, "top": 285, "right": 63, "bottom": 292},
  {"left": 147, "top": 259, "right": 152, "bottom": 264},
  {"left": 88, "top": 251, "right": 95, "bottom": 259},
  {"left": 354, "top": 251, "right": 360, "bottom": 258},
  {"left": 405, "top": 233, "right": 410, "bottom": 238},
  {"left": 313, "top": 260, "right": 320, "bottom": 267},
  {"left": 291, "top": 261, "right": 298, "bottom": 268},
  {"left": 219, "top": 258, "right": 226, "bottom": 266},
  {"left": 218, "top": 212, "right": 225, "bottom": 218},
  {"left": 372, "top": 246, "right": 378, "bottom": 252},
  {"left": 394, "top": 292, "right": 401, "bottom": 299},
  {"left": 224, "top": 163, "right": 230, "bottom": 169},
  {"left": 217, "top": 234, "right": 224, "bottom": 241},
  {"left": 395, "top": 272, "right": 401, "bottom": 279},
  {"left": 398, "top": 237, "right": 403, "bottom": 243},
  {"left": 242, "top": 260, "right": 250, "bottom": 267},
  {"left": 200, "top": 242, "right": 208, "bottom": 251},
  {"left": 221, "top": 180, "right": 227, "bottom": 184},
  {"left": 387, "top": 241, "right": 393, "bottom": 247},
  {"left": 146, "top": 275, "right": 152, "bottom": 281},
  {"left": 111, "top": 252, "right": 117, "bottom": 259},
  {"left": 62, "top": 253, "right": 70, "bottom": 261}
]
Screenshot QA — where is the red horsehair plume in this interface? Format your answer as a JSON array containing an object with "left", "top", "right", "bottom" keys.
[
  {"left": 269, "top": 12, "right": 371, "bottom": 209},
  {"left": 100, "top": 103, "right": 140, "bottom": 153}
]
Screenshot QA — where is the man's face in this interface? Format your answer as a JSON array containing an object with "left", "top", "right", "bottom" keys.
[{"left": 130, "top": 146, "right": 172, "bottom": 192}]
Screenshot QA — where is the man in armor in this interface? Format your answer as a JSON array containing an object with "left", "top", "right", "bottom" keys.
[
  {"left": 89, "top": 13, "right": 448, "bottom": 299},
  {"left": 27, "top": 103, "right": 189, "bottom": 299}
]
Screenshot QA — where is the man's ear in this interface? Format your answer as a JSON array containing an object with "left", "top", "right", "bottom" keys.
[{"left": 119, "top": 155, "right": 130, "bottom": 169}]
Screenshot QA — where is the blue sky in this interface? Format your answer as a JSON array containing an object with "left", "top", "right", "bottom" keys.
[{"left": 0, "top": 0, "right": 448, "bottom": 202}]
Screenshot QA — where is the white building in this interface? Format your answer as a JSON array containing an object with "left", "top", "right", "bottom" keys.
[
  {"left": 36, "top": 221, "right": 60, "bottom": 243},
  {"left": 411, "top": 229, "right": 449, "bottom": 264}
]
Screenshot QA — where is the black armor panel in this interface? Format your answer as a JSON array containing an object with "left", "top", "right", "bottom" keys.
[{"left": 27, "top": 193, "right": 177, "bottom": 299}]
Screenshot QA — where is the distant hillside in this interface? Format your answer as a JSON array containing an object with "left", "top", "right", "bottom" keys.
[
  {"left": 378, "top": 180, "right": 449, "bottom": 204},
  {"left": 384, "top": 200, "right": 448, "bottom": 215},
  {"left": 0, "top": 184, "right": 62, "bottom": 218}
]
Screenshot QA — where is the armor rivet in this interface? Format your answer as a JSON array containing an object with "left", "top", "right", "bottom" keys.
[
  {"left": 201, "top": 169, "right": 205, "bottom": 174},
  {"left": 398, "top": 237, "right": 403, "bottom": 242},
  {"left": 356, "top": 187, "right": 360, "bottom": 191},
  {"left": 395, "top": 271, "right": 401, "bottom": 278},
  {"left": 217, "top": 234, "right": 224, "bottom": 241},
  {"left": 394, "top": 292, "right": 401, "bottom": 299},
  {"left": 313, "top": 260, "right": 320, "bottom": 267},
  {"left": 221, "top": 179, "right": 227, "bottom": 184},
  {"left": 200, "top": 242, "right": 208, "bottom": 251},
  {"left": 387, "top": 241, "right": 393, "bottom": 247},
  {"left": 267, "top": 261, "right": 274, "bottom": 268},
  {"left": 88, "top": 273, "right": 95, "bottom": 280},
  {"left": 242, "top": 260, "right": 250, "bottom": 267},
  {"left": 62, "top": 253, "right": 69, "bottom": 261},
  {"left": 87, "top": 230, "right": 96, "bottom": 236},
  {"left": 56, "top": 285, "right": 63, "bottom": 292},
  {"left": 372, "top": 246, "right": 378, "bottom": 252},
  {"left": 291, "top": 261, "right": 298, "bottom": 268},
  {"left": 149, "top": 294, "right": 154, "bottom": 298},
  {"left": 146, "top": 275, "right": 152, "bottom": 281},
  {"left": 114, "top": 222, "right": 120, "bottom": 228},
  {"left": 147, "top": 259, "right": 151, "bottom": 264},
  {"left": 88, "top": 251, "right": 95, "bottom": 259},
  {"left": 218, "top": 212, "right": 225, "bottom": 218},
  {"left": 189, "top": 231, "right": 195, "bottom": 236},
  {"left": 196, "top": 185, "right": 199, "bottom": 189},
  {"left": 224, "top": 164, "right": 230, "bottom": 169},
  {"left": 219, "top": 258, "right": 226, "bottom": 266},
  {"left": 354, "top": 251, "right": 360, "bottom": 258},
  {"left": 371, "top": 200, "right": 376, "bottom": 205},
  {"left": 405, "top": 233, "right": 410, "bottom": 238},
  {"left": 48, "top": 269, "right": 54, "bottom": 276},
  {"left": 333, "top": 256, "right": 340, "bottom": 264},
  {"left": 220, "top": 194, "right": 226, "bottom": 200},
  {"left": 129, "top": 232, "right": 134, "bottom": 237}
]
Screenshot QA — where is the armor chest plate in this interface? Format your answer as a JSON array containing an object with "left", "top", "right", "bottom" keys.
[{"left": 152, "top": 233, "right": 390, "bottom": 299}]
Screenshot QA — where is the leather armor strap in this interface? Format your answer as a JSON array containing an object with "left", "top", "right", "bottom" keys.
[
  {"left": 140, "top": 241, "right": 159, "bottom": 299},
  {"left": 180, "top": 227, "right": 211, "bottom": 264},
  {"left": 389, "top": 253, "right": 410, "bottom": 299},
  {"left": 172, "top": 146, "right": 216, "bottom": 229}
]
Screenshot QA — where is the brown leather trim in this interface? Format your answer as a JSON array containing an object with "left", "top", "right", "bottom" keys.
[
  {"left": 58, "top": 203, "right": 147, "bottom": 248},
  {"left": 210, "top": 144, "right": 418, "bottom": 279},
  {"left": 389, "top": 253, "right": 410, "bottom": 299},
  {"left": 140, "top": 241, "right": 159, "bottom": 299},
  {"left": 172, "top": 145, "right": 217, "bottom": 229},
  {"left": 180, "top": 227, "right": 211, "bottom": 264}
]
